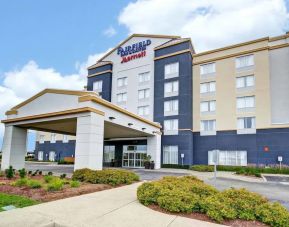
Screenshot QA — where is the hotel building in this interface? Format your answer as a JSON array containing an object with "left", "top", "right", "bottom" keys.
[{"left": 33, "top": 32, "right": 289, "bottom": 167}]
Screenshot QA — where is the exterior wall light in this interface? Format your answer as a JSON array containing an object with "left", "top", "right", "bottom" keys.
[
  {"left": 109, "top": 117, "right": 115, "bottom": 120},
  {"left": 128, "top": 123, "right": 133, "bottom": 126},
  {"left": 142, "top": 127, "right": 146, "bottom": 131}
]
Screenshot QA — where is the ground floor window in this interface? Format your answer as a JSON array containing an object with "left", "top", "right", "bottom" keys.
[
  {"left": 104, "top": 146, "right": 115, "bottom": 163},
  {"left": 208, "top": 150, "right": 247, "bottom": 166},
  {"left": 38, "top": 151, "right": 44, "bottom": 161},
  {"left": 163, "top": 146, "right": 178, "bottom": 164},
  {"left": 49, "top": 151, "right": 56, "bottom": 162}
]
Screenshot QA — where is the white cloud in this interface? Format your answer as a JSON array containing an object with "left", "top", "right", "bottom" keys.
[
  {"left": 103, "top": 26, "right": 117, "bottom": 37},
  {"left": 119, "top": 0, "right": 289, "bottom": 51}
]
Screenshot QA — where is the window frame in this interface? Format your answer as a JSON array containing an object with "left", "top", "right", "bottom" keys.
[
  {"left": 93, "top": 80, "right": 103, "bottom": 92},
  {"left": 164, "top": 62, "right": 179, "bottom": 79},
  {"left": 163, "top": 145, "right": 178, "bottom": 164}
]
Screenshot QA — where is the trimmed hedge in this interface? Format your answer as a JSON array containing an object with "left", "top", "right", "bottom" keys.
[
  {"left": 72, "top": 168, "right": 139, "bottom": 186},
  {"left": 137, "top": 176, "right": 289, "bottom": 226},
  {"left": 190, "top": 165, "right": 214, "bottom": 172},
  {"left": 161, "top": 164, "right": 190, "bottom": 169}
]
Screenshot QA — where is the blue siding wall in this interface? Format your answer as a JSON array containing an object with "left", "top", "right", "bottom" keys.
[
  {"left": 155, "top": 42, "right": 191, "bottom": 58},
  {"left": 87, "top": 72, "right": 112, "bottom": 101},
  {"left": 88, "top": 64, "right": 112, "bottom": 75},
  {"left": 193, "top": 128, "right": 289, "bottom": 166},
  {"left": 35, "top": 140, "right": 75, "bottom": 161},
  {"left": 154, "top": 43, "right": 193, "bottom": 165}
]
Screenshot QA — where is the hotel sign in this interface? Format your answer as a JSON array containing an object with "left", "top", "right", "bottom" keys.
[{"left": 117, "top": 39, "right": 151, "bottom": 63}]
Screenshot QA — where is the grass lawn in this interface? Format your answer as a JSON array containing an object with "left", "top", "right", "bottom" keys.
[{"left": 0, "top": 193, "right": 38, "bottom": 211}]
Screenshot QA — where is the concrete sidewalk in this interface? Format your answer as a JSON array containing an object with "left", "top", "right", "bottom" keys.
[{"left": 0, "top": 183, "right": 224, "bottom": 227}]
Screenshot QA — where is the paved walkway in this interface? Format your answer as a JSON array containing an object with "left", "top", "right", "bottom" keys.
[{"left": 0, "top": 183, "right": 224, "bottom": 227}]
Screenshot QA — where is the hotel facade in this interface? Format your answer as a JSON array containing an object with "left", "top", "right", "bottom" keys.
[{"left": 33, "top": 33, "right": 289, "bottom": 168}]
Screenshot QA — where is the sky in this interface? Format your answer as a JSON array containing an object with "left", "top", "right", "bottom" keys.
[{"left": 0, "top": 0, "right": 289, "bottom": 151}]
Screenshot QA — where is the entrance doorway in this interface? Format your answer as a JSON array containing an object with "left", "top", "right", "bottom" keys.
[{"left": 122, "top": 145, "right": 147, "bottom": 168}]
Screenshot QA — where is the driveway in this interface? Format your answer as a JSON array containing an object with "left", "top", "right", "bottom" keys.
[{"left": 0, "top": 183, "right": 223, "bottom": 227}]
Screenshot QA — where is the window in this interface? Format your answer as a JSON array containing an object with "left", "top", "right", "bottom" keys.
[
  {"left": 39, "top": 135, "right": 45, "bottom": 144},
  {"left": 163, "top": 146, "right": 178, "bottom": 164},
  {"left": 200, "top": 100, "right": 216, "bottom": 113},
  {"left": 208, "top": 150, "right": 247, "bottom": 166},
  {"left": 237, "top": 96, "right": 255, "bottom": 109},
  {"left": 200, "top": 81, "right": 216, "bottom": 94},
  {"left": 138, "top": 105, "right": 150, "bottom": 116},
  {"left": 236, "top": 55, "right": 254, "bottom": 69},
  {"left": 138, "top": 72, "right": 150, "bottom": 83},
  {"left": 138, "top": 88, "right": 150, "bottom": 100},
  {"left": 200, "top": 63, "right": 216, "bottom": 75},
  {"left": 236, "top": 75, "right": 254, "bottom": 88},
  {"left": 49, "top": 151, "right": 56, "bottom": 162},
  {"left": 104, "top": 146, "right": 115, "bottom": 163},
  {"left": 38, "top": 151, "right": 44, "bottom": 161},
  {"left": 117, "top": 92, "right": 127, "bottom": 102},
  {"left": 165, "top": 62, "right": 179, "bottom": 79},
  {"left": 237, "top": 117, "right": 256, "bottom": 129},
  {"left": 63, "top": 135, "right": 68, "bottom": 143},
  {"left": 51, "top": 133, "right": 56, "bottom": 143},
  {"left": 163, "top": 119, "right": 179, "bottom": 135},
  {"left": 164, "top": 81, "right": 179, "bottom": 97},
  {"left": 164, "top": 100, "right": 179, "bottom": 116},
  {"left": 201, "top": 120, "right": 216, "bottom": 132},
  {"left": 93, "top": 80, "right": 103, "bottom": 92},
  {"left": 117, "top": 77, "right": 127, "bottom": 87}
]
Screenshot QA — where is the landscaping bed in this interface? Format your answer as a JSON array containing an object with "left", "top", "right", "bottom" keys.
[{"left": 137, "top": 176, "right": 289, "bottom": 227}]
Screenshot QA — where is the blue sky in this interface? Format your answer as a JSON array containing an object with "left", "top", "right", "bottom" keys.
[{"left": 0, "top": 0, "right": 289, "bottom": 151}]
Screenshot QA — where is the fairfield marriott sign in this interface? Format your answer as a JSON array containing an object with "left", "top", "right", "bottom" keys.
[{"left": 117, "top": 39, "right": 151, "bottom": 63}]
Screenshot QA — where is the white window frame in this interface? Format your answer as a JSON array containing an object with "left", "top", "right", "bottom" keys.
[
  {"left": 104, "top": 146, "right": 115, "bottom": 163},
  {"left": 200, "top": 120, "right": 216, "bottom": 136},
  {"left": 163, "top": 146, "right": 178, "bottom": 164},
  {"left": 137, "top": 105, "right": 150, "bottom": 116},
  {"left": 235, "top": 54, "right": 254, "bottom": 69},
  {"left": 49, "top": 151, "right": 56, "bottom": 162},
  {"left": 163, "top": 119, "right": 179, "bottom": 135},
  {"left": 164, "top": 81, "right": 179, "bottom": 97},
  {"left": 164, "top": 100, "right": 179, "bottom": 116},
  {"left": 200, "top": 81, "right": 216, "bottom": 94},
  {"left": 38, "top": 151, "right": 44, "bottom": 161},
  {"left": 117, "top": 92, "right": 127, "bottom": 103},
  {"left": 237, "top": 96, "right": 255, "bottom": 109},
  {"left": 93, "top": 80, "right": 103, "bottom": 92},
  {"left": 138, "top": 88, "right": 150, "bottom": 100},
  {"left": 138, "top": 72, "right": 150, "bottom": 83},
  {"left": 208, "top": 150, "right": 247, "bottom": 166},
  {"left": 63, "top": 135, "right": 69, "bottom": 143},
  {"left": 39, "top": 135, "right": 45, "bottom": 144},
  {"left": 200, "top": 63, "right": 216, "bottom": 75},
  {"left": 200, "top": 100, "right": 216, "bottom": 113},
  {"left": 165, "top": 62, "right": 179, "bottom": 79},
  {"left": 117, "top": 77, "right": 128, "bottom": 87},
  {"left": 236, "top": 75, "right": 255, "bottom": 89},
  {"left": 51, "top": 133, "right": 56, "bottom": 143}
]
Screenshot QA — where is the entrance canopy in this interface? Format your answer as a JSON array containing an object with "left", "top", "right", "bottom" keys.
[{"left": 1, "top": 89, "right": 161, "bottom": 171}]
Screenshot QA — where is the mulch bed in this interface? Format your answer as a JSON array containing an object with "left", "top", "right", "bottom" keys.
[
  {"left": 0, "top": 176, "right": 113, "bottom": 202},
  {"left": 149, "top": 204, "right": 268, "bottom": 227}
]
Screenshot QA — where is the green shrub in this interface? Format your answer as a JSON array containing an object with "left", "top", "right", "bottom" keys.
[
  {"left": 190, "top": 165, "right": 214, "bottom": 172},
  {"left": 18, "top": 168, "right": 26, "bottom": 179},
  {"left": 47, "top": 171, "right": 53, "bottom": 176},
  {"left": 47, "top": 179, "right": 64, "bottom": 191},
  {"left": 60, "top": 174, "right": 66, "bottom": 179},
  {"left": 161, "top": 164, "right": 190, "bottom": 169},
  {"left": 256, "top": 202, "right": 289, "bottom": 227},
  {"left": 72, "top": 169, "right": 139, "bottom": 186},
  {"left": 5, "top": 166, "right": 14, "bottom": 179},
  {"left": 27, "top": 179, "right": 42, "bottom": 189},
  {"left": 70, "top": 180, "right": 80, "bottom": 188},
  {"left": 12, "top": 178, "right": 28, "bottom": 187},
  {"left": 44, "top": 175, "right": 54, "bottom": 183},
  {"left": 0, "top": 171, "right": 4, "bottom": 177}
]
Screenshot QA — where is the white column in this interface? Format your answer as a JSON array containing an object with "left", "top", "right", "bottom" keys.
[
  {"left": 74, "top": 112, "right": 104, "bottom": 171},
  {"left": 1, "top": 125, "right": 27, "bottom": 170},
  {"left": 147, "top": 134, "right": 161, "bottom": 169}
]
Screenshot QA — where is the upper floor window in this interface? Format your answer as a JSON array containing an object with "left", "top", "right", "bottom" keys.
[
  {"left": 51, "top": 133, "right": 56, "bottom": 143},
  {"left": 39, "top": 135, "right": 45, "bottom": 144},
  {"left": 237, "top": 96, "right": 255, "bottom": 109},
  {"left": 164, "top": 81, "right": 179, "bottom": 97},
  {"left": 236, "top": 75, "right": 254, "bottom": 89},
  {"left": 117, "top": 77, "right": 127, "bottom": 87},
  {"left": 163, "top": 146, "right": 178, "bottom": 164},
  {"left": 200, "top": 81, "right": 216, "bottom": 94},
  {"left": 165, "top": 62, "right": 179, "bottom": 79},
  {"left": 138, "top": 88, "right": 150, "bottom": 100},
  {"left": 164, "top": 99, "right": 179, "bottom": 116},
  {"left": 138, "top": 105, "right": 150, "bottom": 116},
  {"left": 138, "top": 72, "right": 150, "bottom": 83},
  {"left": 201, "top": 120, "right": 216, "bottom": 132},
  {"left": 200, "top": 100, "right": 216, "bottom": 113},
  {"left": 93, "top": 80, "right": 103, "bottom": 92},
  {"left": 117, "top": 92, "right": 127, "bottom": 102},
  {"left": 236, "top": 55, "right": 254, "bottom": 69},
  {"left": 63, "top": 135, "right": 69, "bottom": 143},
  {"left": 237, "top": 117, "right": 256, "bottom": 129},
  {"left": 200, "top": 63, "right": 216, "bottom": 75},
  {"left": 163, "top": 119, "right": 179, "bottom": 135}
]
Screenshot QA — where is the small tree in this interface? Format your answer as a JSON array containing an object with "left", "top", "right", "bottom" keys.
[
  {"left": 18, "top": 168, "right": 26, "bottom": 178},
  {"left": 5, "top": 166, "right": 14, "bottom": 179}
]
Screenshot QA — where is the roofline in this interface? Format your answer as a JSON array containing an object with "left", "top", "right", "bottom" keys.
[
  {"left": 269, "top": 33, "right": 289, "bottom": 42},
  {"left": 193, "top": 37, "right": 269, "bottom": 57},
  {"left": 97, "top": 34, "right": 180, "bottom": 62},
  {"left": 87, "top": 61, "right": 112, "bottom": 70},
  {"left": 7, "top": 89, "right": 98, "bottom": 114},
  {"left": 154, "top": 38, "right": 192, "bottom": 50}
]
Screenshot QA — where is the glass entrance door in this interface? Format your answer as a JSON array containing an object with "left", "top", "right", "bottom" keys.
[{"left": 122, "top": 145, "right": 147, "bottom": 168}]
